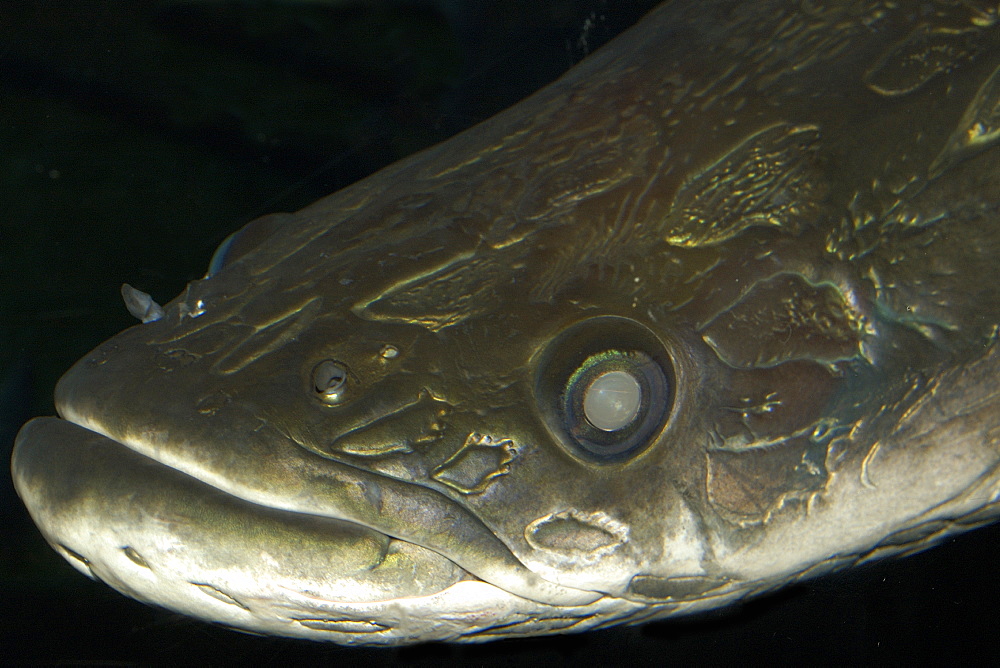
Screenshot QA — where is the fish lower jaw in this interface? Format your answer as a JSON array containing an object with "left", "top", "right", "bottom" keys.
[
  {"left": 52, "top": 539, "right": 578, "bottom": 645},
  {"left": 14, "top": 415, "right": 637, "bottom": 643},
  {"left": 33, "top": 478, "right": 639, "bottom": 645}
]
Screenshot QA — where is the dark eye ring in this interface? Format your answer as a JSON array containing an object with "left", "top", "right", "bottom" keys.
[{"left": 533, "top": 317, "right": 675, "bottom": 463}]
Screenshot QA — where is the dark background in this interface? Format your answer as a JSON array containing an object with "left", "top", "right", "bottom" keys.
[{"left": 2, "top": 1, "right": 998, "bottom": 664}]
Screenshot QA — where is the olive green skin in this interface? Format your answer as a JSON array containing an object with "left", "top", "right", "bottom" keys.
[{"left": 13, "top": 0, "right": 1000, "bottom": 645}]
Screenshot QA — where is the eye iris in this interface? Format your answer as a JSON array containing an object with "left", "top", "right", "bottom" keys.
[
  {"left": 583, "top": 370, "right": 642, "bottom": 431},
  {"left": 559, "top": 348, "right": 669, "bottom": 460},
  {"left": 534, "top": 317, "right": 673, "bottom": 463}
]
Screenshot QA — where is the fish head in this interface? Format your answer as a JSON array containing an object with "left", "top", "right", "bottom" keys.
[
  {"left": 37, "top": 190, "right": 721, "bottom": 618},
  {"left": 13, "top": 0, "right": 1000, "bottom": 645}
]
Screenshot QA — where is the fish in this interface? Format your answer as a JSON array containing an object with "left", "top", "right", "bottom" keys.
[{"left": 11, "top": 0, "right": 1000, "bottom": 647}]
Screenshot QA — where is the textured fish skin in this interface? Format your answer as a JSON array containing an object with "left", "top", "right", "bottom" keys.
[{"left": 11, "top": 0, "right": 1000, "bottom": 645}]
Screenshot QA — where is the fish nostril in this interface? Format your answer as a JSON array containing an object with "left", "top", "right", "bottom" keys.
[
  {"left": 312, "top": 360, "right": 351, "bottom": 405},
  {"left": 121, "top": 283, "right": 164, "bottom": 324}
]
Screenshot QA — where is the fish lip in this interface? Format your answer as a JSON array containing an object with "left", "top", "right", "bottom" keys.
[
  {"left": 12, "top": 416, "right": 476, "bottom": 624},
  {"left": 15, "top": 415, "right": 613, "bottom": 642}
]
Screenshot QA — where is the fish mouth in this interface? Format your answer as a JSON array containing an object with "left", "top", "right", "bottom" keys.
[
  {"left": 12, "top": 416, "right": 469, "bottom": 641},
  {"left": 11, "top": 336, "right": 601, "bottom": 642},
  {"left": 12, "top": 413, "right": 600, "bottom": 642}
]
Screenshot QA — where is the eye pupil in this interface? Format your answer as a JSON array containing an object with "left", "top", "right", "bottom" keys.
[{"left": 583, "top": 370, "right": 642, "bottom": 431}]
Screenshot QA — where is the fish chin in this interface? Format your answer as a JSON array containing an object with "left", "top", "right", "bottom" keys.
[{"left": 11, "top": 416, "right": 590, "bottom": 644}]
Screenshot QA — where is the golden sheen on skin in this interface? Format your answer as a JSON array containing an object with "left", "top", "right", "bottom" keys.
[{"left": 12, "top": 0, "right": 1000, "bottom": 645}]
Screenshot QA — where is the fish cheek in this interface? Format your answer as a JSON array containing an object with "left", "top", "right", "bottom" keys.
[{"left": 701, "top": 359, "right": 843, "bottom": 526}]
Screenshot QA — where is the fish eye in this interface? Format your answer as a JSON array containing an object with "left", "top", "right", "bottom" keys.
[
  {"left": 534, "top": 317, "right": 674, "bottom": 462},
  {"left": 312, "top": 360, "right": 350, "bottom": 405}
]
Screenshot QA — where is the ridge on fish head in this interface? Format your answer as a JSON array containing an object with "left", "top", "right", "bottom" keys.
[{"left": 12, "top": 0, "right": 1000, "bottom": 645}]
